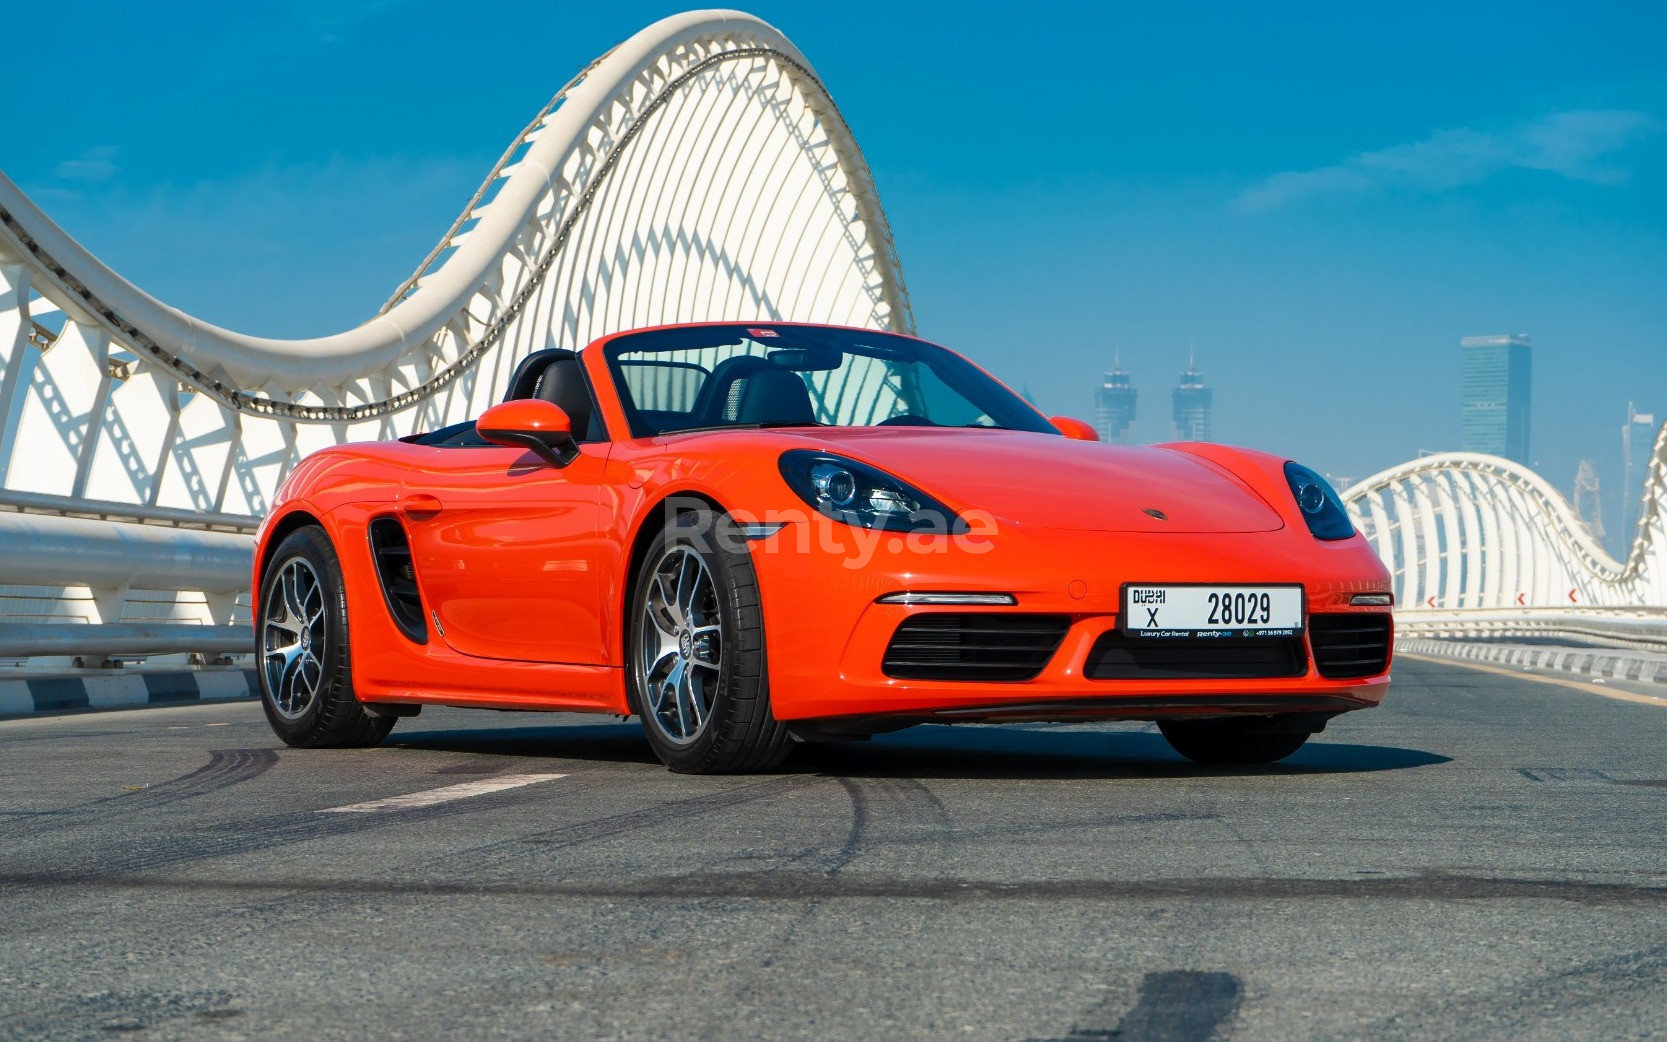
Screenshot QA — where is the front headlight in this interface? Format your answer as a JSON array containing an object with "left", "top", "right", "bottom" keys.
[
  {"left": 1283, "top": 462, "right": 1355, "bottom": 541},
  {"left": 778, "top": 450, "right": 964, "bottom": 533}
]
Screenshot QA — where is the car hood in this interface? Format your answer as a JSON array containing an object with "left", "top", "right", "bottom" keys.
[{"left": 772, "top": 428, "right": 1287, "bottom": 534}]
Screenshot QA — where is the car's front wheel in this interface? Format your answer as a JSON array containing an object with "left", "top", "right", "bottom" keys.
[
  {"left": 627, "top": 511, "right": 791, "bottom": 773},
  {"left": 1158, "top": 717, "right": 1311, "bottom": 765},
  {"left": 258, "top": 526, "right": 395, "bottom": 748}
]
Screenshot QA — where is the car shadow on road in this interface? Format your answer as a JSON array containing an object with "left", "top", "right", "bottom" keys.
[
  {"left": 794, "top": 726, "right": 1450, "bottom": 780},
  {"left": 383, "top": 716, "right": 1449, "bottom": 779}
]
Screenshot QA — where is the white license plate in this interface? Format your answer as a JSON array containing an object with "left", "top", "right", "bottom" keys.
[{"left": 1122, "top": 584, "right": 1303, "bottom": 638}]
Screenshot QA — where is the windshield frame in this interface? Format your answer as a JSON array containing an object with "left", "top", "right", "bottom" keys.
[{"left": 600, "top": 323, "right": 1059, "bottom": 439}]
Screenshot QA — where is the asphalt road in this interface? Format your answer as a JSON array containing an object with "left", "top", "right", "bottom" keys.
[{"left": 2, "top": 656, "right": 1664, "bottom": 1042}]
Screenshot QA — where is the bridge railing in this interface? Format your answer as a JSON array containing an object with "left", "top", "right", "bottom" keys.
[{"left": 1344, "top": 424, "right": 1667, "bottom": 651}]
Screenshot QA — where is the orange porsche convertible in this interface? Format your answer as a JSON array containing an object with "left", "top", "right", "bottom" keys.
[{"left": 253, "top": 322, "right": 1392, "bottom": 772}]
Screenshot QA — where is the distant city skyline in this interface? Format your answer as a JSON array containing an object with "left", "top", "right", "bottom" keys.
[
  {"left": 1086, "top": 355, "right": 1216, "bottom": 445},
  {"left": 1083, "top": 334, "right": 1660, "bottom": 549}
]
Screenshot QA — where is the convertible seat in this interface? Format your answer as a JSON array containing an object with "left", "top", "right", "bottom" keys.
[
  {"left": 410, "top": 347, "right": 598, "bottom": 446},
  {"left": 501, "top": 348, "right": 600, "bottom": 440},
  {"left": 734, "top": 369, "right": 817, "bottom": 426},
  {"left": 533, "top": 357, "right": 597, "bottom": 440}
]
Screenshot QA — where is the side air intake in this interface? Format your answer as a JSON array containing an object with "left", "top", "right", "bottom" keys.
[{"left": 368, "top": 518, "right": 427, "bottom": 644}]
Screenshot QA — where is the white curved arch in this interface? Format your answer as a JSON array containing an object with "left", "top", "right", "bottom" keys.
[
  {"left": 1342, "top": 421, "right": 1667, "bottom": 638},
  {"left": 1, "top": 11, "right": 908, "bottom": 405},
  {"left": 0, "top": 9, "right": 914, "bottom": 660}
]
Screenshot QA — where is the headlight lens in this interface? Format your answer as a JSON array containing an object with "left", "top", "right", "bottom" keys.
[
  {"left": 779, "top": 451, "right": 964, "bottom": 533},
  {"left": 1283, "top": 462, "right": 1355, "bottom": 540}
]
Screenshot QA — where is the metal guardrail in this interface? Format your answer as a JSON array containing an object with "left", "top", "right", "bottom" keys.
[
  {"left": 0, "top": 511, "right": 251, "bottom": 592},
  {"left": 0, "top": 623, "right": 250, "bottom": 659},
  {"left": 0, "top": 489, "right": 257, "bottom": 532},
  {"left": 0, "top": 510, "right": 252, "bottom": 660},
  {"left": 1396, "top": 608, "right": 1667, "bottom": 652}
]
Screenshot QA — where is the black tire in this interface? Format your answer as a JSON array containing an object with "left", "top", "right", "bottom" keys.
[
  {"left": 257, "top": 526, "right": 395, "bottom": 748},
  {"left": 1158, "top": 717, "right": 1310, "bottom": 765},
  {"left": 627, "top": 510, "right": 791, "bottom": 774}
]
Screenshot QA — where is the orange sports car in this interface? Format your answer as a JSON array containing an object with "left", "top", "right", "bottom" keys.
[{"left": 253, "top": 322, "right": 1392, "bottom": 772}]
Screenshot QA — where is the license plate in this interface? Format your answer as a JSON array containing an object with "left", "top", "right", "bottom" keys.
[{"left": 1122, "top": 584, "right": 1303, "bottom": 638}]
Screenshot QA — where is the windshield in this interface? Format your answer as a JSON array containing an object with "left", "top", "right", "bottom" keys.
[{"left": 603, "top": 324, "right": 1058, "bottom": 438}]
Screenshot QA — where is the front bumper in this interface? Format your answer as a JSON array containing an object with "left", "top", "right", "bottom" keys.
[{"left": 750, "top": 519, "right": 1392, "bottom": 723}]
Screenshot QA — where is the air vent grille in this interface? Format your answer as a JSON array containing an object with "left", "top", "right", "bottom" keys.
[
  {"left": 882, "top": 614, "right": 1070, "bottom": 682},
  {"left": 1308, "top": 613, "right": 1393, "bottom": 679},
  {"left": 368, "top": 518, "right": 427, "bottom": 644}
]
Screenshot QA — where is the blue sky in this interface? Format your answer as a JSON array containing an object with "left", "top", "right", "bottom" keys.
[{"left": 9, "top": 1, "right": 1666, "bottom": 539}]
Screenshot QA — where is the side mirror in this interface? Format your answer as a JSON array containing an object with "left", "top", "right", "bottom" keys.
[
  {"left": 477, "top": 399, "right": 579, "bottom": 467},
  {"left": 1050, "top": 416, "right": 1100, "bottom": 442}
]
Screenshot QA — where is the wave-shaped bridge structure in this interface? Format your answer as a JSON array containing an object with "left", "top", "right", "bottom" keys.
[{"left": 0, "top": 9, "right": 911, "bottom": 665}]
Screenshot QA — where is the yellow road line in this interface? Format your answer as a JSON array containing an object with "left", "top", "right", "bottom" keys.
[{"left": 1399, "top": 651, "right": 1667, "bottom": 708}]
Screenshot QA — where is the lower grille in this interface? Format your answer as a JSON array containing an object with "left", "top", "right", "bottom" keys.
[
  {"left": 1309, "top": 613, "right": 1393, "bottom": 678},
  {"left": 1085, "top": 631, "right": 1306, "bottom": 680},
  {"left": 882, "top": 614, "right": 1070, "bottom": 682}
]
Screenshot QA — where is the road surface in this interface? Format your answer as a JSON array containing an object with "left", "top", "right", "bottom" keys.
[{"left": 2, "top": 656, "right": 1663, "bottom": 1041}]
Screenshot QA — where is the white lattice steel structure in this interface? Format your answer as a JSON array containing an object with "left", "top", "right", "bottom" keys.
[
  {"left": 0, "top": 9, "right": 912, "bottom": 665},
  {"left": 1343, "top": 422, "right": 1667, "bottom": 645}
]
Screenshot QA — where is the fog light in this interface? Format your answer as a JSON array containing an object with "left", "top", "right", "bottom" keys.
[{"left": 1350, "top": 593, "right": 1393, "bottom": 606}]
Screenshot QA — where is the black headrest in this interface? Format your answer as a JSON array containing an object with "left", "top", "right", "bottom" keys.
[
  {"left": 691, "top": 354, "right": 770, "bottom": 424},
  {"left": 533, "top": 358, "right": 596, "bottom": 441},
  {"left": 503, "top": 348, "right": 577, "bottom": 403},
  {"left": 735, "top": 369, "right": 816, "bottom": 426}
]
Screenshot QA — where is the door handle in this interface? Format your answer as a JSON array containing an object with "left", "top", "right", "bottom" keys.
[{"left": 400, "top": 493, "right": 443, "bottom": 519}]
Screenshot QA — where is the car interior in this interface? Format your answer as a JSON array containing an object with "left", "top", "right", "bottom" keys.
[{"left": 689, "top": 356, "right": 819, "bottom": 428}]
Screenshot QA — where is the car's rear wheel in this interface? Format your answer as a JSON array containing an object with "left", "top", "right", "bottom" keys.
[
  {"left": 259, "top": 526, "right": 395, "bottom": 748},
  {"left": 627, "top": 511, "right": 791, "bottom": 773},
  {"left": 1158, "top": 717, "right": 1310, "bottom": 765}
]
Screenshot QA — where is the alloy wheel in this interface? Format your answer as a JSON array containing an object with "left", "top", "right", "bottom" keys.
[
  {"left": 263, "top": 557, "right": 328, "bottom": 720},
  {"left": 638, "top": 545, "right": 724, "bottom": 744}
]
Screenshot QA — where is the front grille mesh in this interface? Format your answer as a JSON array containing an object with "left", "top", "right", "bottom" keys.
[
  {"left": 882, "top": 614, "right": 1071, "bottom": 682},
  {"left": 1308, "top": 613, "right": 1393, "bottom": 678}
]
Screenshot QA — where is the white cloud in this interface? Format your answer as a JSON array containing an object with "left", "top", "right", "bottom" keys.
[
  {"left": 1234, "top": 109, "right": 1662, "bottom": 212},
  {"left": 55, "top": 146, "right": 120, "bottom": 183}
]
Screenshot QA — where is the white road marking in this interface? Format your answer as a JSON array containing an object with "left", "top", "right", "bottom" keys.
[{"left": 319, "top": 773, "right": 567, "bottom": 813}]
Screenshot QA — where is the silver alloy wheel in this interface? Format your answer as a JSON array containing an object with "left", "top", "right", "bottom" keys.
[
  {"left": 263, "top": 556, "right": 328, "bottom": 720},
  {"left": 638, "top": 545, "right": 723, "bottom": 745}
]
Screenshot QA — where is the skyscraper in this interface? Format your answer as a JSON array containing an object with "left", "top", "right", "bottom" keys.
[
  {"left": 1172, "top": 355, "right": 1211, "bottom": 442},
  {"left": 1094, "top": 359, "right": 1137, "bottom": 443},
  {"left": 1620, "top": 402, "right": 1657, "bottom": 554},
  {"left": 1459, "top": 334, "right": 1532, "bottom": 463}
]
